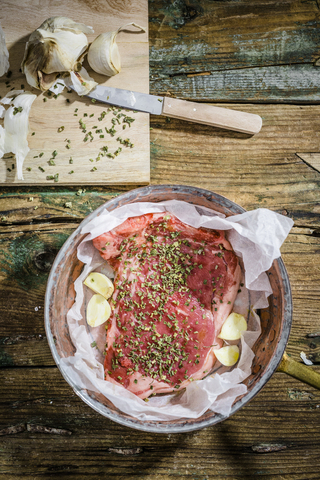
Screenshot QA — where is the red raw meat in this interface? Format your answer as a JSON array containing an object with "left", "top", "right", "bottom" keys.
[{"left": 93, "top": 212, "right": 241, "bottom": 399}]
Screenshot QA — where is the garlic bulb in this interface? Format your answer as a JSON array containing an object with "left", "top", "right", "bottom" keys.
[
  {"left": 21, "top": 16, "right": 94, "bottom": 91},
  {"left": 0, "top": 90, "right": 37, "bottom": 180},
  {"left": 0, "top": 22, "right": 9, "bottom": 77},
  {"left": 87, "top": 23, "right": 146, "bottom": 77}
]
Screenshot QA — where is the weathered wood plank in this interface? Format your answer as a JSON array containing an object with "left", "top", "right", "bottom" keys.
[
  {"left": 150, "top": 64, "right": 320, "bottom": 102},
  {"left": 0, "top": 190, "right": 121, "bottom": 223},
  {"left": 149, "top": 0, "right": 320, "bottom": 70},
  {"left": 0, "top": 368, "right": 319, "bottom": 478},
  {"left": 149, "top": 0, "right": 320, "bottom": 101}
]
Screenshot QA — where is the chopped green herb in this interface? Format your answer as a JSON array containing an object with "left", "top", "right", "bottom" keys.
[{"left": 13, "top": 106, "right": 23, "bottom": 115}]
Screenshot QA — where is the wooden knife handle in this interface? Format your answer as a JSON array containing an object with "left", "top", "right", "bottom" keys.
[
  {"left": 162, "top": 97, "right": 262, "bottom": 135},
  {"left": 277, "top": 352, "right": 320, "bottom": 390}
]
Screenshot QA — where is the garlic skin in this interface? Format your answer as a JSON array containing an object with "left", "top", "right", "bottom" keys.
[
  {"left": 0, "top": 22, "right": 9, "bottom": 77},
  {"left": 21, "top": 16, "right": 94, "bottom": 91},
  {"left": 0, "top": 90, "right": 37, "bottom": 180},
  {"left": 50, "top": 66, "right": 98, "bottom": 96},
  {"left": 87, "top": 23, "right": 146, "bottom": 77}
]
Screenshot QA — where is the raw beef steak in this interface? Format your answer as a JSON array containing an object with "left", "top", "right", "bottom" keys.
[{"left": 93, "top": 212, "right": 241, "bottom": 399}]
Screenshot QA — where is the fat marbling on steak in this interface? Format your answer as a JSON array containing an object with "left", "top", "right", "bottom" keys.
[{"left": 93, "top": 212, "right": 241, "bottom": 399}]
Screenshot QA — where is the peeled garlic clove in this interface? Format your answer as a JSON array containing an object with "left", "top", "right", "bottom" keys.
[
  {"left": 87, "top": 23, "right": 146, "bottom": 77},
  {"left": 0, "top": 90, "right": 37, "bottom": 180},
  {"left": 86, "top": 294, "right": 111, "bottom": 327},
  {"left": 84, "top": 272, "right": 114, "bottom": 300},
  {"left": 214, "top": 345, "right": 240, "bottom": 366},
  {"left": 0, "top": 22, "right": 9, "bottom": 77},
  {"left": 218, "top": 312, "right": 247, "bottom": 341},
  {"left": 21, "top": 16, "right": 94, "bottom": 91}
]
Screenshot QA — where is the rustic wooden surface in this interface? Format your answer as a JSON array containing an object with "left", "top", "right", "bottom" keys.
[
  {"left": 1, "top": 0, "right": 320, "bottom": 478},
  {"left": 0, "top": 0, "right": 150, "bottom": 185}
]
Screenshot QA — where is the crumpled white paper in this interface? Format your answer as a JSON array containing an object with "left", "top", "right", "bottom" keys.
[{"left": 60, "top": 200, "right": 293, "bottom": 421}]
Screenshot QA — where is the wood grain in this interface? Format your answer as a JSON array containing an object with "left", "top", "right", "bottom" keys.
[
  {"left": 149, "top": 0, "right": 320, "bottom": 102},
  {"left": 1, "top": 0, "right": 320, "bottom": 478},
  {"left": 0, "top": 368, "right": 319, "bottom": 479},
  {"left": 0, "top": 0, "right": 150, "bottom": 185},
  {"left": 162, "top": 96, "right": 263, "bottom": 134}
]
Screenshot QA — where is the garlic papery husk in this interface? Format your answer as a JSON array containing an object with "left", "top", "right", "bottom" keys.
[
  {"left": 50, "top": 66, "right": 98, "bottom": 95},
  {"left": 69, "top": 67, "right": 98, "bottom": 95},
  {"left": 0, "top": 22, "right": 9, "bottom": 77},
  {"left": 21, "top": 16, "right": 94, "bottom": 91},
  {"left": 87, "top": 23, "right": 146, "bottom": 77},
  {"left": 0, "top": 90, "right": 37, "bottom": 180}
]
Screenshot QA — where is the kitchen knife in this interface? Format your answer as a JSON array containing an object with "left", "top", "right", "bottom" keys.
[{"left": 81, "top": 85, "right": 262, "bottom": 135}]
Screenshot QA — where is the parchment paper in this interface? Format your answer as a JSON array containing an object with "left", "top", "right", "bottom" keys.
[{"left": 60, "top": 200, "right": 293, "bottom": 421}]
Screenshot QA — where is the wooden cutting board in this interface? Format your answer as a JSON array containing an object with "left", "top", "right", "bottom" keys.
[{"left": 0, "top": 0, "right": 149, "bottom": 185}]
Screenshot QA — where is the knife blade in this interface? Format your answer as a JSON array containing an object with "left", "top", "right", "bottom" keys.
[{"left": 82, "top": 84, "right": 262, "bottom": 135}]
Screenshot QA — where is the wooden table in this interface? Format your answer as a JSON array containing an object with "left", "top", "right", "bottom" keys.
[{"left": 1, "top": 1, "right": 320, "bottom": 478}]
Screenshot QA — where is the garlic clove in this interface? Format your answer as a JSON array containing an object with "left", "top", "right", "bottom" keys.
[
  {"left": 218, "top": 312, "right": 247, "bottom": 341},
  {"left": 84, "top": 272, "right": 114, "bottom": 300},
  {"left": 86, "top": 294, "right": 111, "bottom": 327},
  {"left": 0, "top": 22, "right": 9, "bottom": 77},
  {"left": 87, "top": 23, "right": 146, "bottom": 77},
  {"left": 21, "top": 16, "right": 94, "bottom": 91},
  {"left": 0, "top": 90, "right": 37, "bottom": 180},
  {"left": 214, "top": 345, "right": 240, "bottom": 367}
]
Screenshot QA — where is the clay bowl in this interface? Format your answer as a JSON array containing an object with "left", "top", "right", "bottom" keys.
[{"left": 45, "top": 185, "right": 292, "bottom": 433}]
